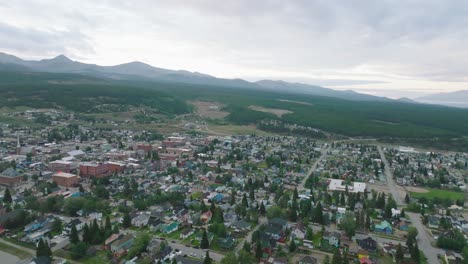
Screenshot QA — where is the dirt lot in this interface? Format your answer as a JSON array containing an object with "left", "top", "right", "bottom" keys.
[
  {"left": 248, "top": 105, "right": 293, "bottom": 117},
  {"left": 405, "top": 186, "right": 429, "bottom": 193},
  {"left": 277, "top": 99, "right": 313, "bottom": 106},
  {"left": 190, "top": 101, "right": 229, "bottom": 119}
]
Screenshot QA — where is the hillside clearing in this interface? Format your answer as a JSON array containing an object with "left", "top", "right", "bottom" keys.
[{"left": 248, "top": 105, "right": 293, "bottom": 117}]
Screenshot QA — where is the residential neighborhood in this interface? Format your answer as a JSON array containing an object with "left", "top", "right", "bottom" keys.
[{"left": 0, "top": 110, "right": 467, "bottom": 264}]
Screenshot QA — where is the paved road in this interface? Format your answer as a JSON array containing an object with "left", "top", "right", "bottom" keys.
[
  {"left": 377, "top": 146, "right": 404, "bottom": 206},
  {"left": 235, "top": 217, "right": 267, "bottom": 255},
  {"left": 160, "top": 239, "right": 225, "bottom": 262},
  {"left": 0, "top": 250, "right": 20, "bottom": 264},
  {"left": 298, "top": 143, "right": 329, "bottom": 192},
  {"left": 407, "top": 213, "right": 444, "bottom": 264},
  {"left": 377, "top": 147, "right": 442, "bottom": 264},
  {"left": 0, "top": 238, "right": 35, "bottom": 255}
]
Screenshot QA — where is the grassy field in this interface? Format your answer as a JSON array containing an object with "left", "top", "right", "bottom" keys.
[
  {"left": 206, "top": 124, "right": 275, "bottom": 136},
  {"left": 0, "top": 241, "right": 32, "bottom": 259},
  {"left": 410, "top": 188, "right": 465, "bottom": 201}
]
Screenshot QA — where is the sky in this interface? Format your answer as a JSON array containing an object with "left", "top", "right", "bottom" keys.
[{"left": 1, "top": 0, "right": 468, "bottom": 98}]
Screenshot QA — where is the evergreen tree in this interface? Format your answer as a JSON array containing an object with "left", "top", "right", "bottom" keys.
[
  {"left": 405, "top": 194, "right": 410, "bottom": 204},
  {"left": 230, "top": 190, "right": 236, "bottom": 206},
  {"left": 242, "top": 193, "right": 249, "bottom": 207},
  {"left": 331, "top": 249, "right": 342, "bottom": 264},
  {"left": 204, "top": 251, "right": 212, "bottom": 264},
  {"left": 201, "top": 229, "right": 209, "bottom": 249},
  {"left": 3, "top": 188, "right": 12, "bottom": 204},
  {"left": 259, "top": 202, "right": 266, "bottom": 216},
  {"left": 122, "top": 212, "right": 131, "bottom": 228},
  {"left": 314, "top": 202, "right": 324, "bottom": 224},
  {"left": 82, "top": 223, "right": 90, "bottom": 244},
  {"left": 305, "top": 226, "right": 314, "bottom": 240},
  {"left": 411, "top": 243, "right": 420, "bottom": 263},
  {"left": 289, "top": 239, "right": 297, "bottom": 252},
  {"left": 105, "top": 215, "right": 111, "bottom": 232},
  {"left": 293, "top": 187, "right": 299, "bottom": 201},
  {"left": 255, "top": 242, "right": 262, "bottom": 259},
  {"left": 395, "top": 243, "right": 404, "bottom": 263},
  {"left": 70, "top": 225, "right": 79, "bottom": 244},
  {"left": 36, "top": 239, "right": 44, "bottom": 258}
]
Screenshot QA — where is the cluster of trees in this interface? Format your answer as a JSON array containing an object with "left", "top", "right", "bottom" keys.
[
  {"left": 35, "top": 238, "right": 52, "bottom": 260},
  {"left": 437, "top": 229, "right": 466, "bottom": 252},
  {"left": 69, "top": 216, "right": 114, "bottom": 260},
  {"left": 323, "top": 249, "right": 349, "bottom": 264}
]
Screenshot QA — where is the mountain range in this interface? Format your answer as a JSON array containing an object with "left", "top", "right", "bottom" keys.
[
  {"left": 1, "top": 52, "right": 466, "bottom": 107},
  {"left": 0, "top": 52, "right": 395, "bottom": 103},
  {"left": 416, "top": 90, "right": 468, "bottom": 108}
]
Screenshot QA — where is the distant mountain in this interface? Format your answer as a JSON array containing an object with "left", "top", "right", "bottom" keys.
[
  {"left": 0, "top": 52, "right": 392, "bottom": 102},
  {"left": 396, "top": 97, "right": 417, "bottom": 104},
  {"left": 255, "top": 80, "right": 392, "bottom": 102},
  {"left": 415, "top": 90, "right": 468, "bottom": 108}
]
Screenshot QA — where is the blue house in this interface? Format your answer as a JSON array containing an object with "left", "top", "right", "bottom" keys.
[
  {"left": 211, "top": 194, "right": 224, "bottom": 203},
  {"left": 374, "top": 220, "right": 392, "bottom": 235}
]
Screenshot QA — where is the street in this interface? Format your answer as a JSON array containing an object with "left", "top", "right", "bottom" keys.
[
  {"left": 377, "top": 146, "right": 404, "bottom": 206},
  {"left": 235, "top": 217, "right": 267, "bottom": 255},
  {"left": 407, "top": 213, "right": 444, "bottom": 264},
  {"left": 161, "top": 239, "right": 225, "bottom": 262},
  {"left": 377, "top": 146, "right": 443, "bottom": 264},
  {"left": 298, "top": 143, "right": 329, "bottom": 192}
]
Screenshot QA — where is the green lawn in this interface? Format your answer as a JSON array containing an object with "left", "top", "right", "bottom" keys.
[
  {"left": 81, "top": 251, "right": 111, "bottom": 264},
  {"left": 0, "top": 241, "right": 32, "bottom": 259},
  {"left": 410, "top": 188, "right": 465, "bottom": 201}
]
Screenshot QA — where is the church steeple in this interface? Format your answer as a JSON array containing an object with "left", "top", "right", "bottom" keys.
[{"left": 16, "top": 134, "right": 21, "bottom": 155}]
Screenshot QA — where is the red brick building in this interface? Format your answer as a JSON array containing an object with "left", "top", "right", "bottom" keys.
[
  {"left": 0, "top": 168, "right": 23, "bottom": 185},
  {"left": 135, "top": 144, "right": 152, "bottom": 153},
  {"left": 49, "top": 160, "right": 75, "bottom": 173},
  {"left": 79, "top": 163, "right": 109, "bottom": 178},
  {"left": 52, "top": 172, "right": 79, "bottom": 187},
  {"left": 105, "top": 162, "right": 125, "bottom": 174}
]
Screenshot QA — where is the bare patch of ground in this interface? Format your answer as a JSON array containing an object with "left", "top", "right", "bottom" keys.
[
  {"left": 277, "top": 99, "right": 313, "bottom": 106},
  {"left": 405, "top": 186, "right": 429, "bottom": 193},
  {"left": 190, "top": 101, "right": 229, "bottom": 119},
  {"left": 248, "top": 105, "right": 292, "bottom": 117}
]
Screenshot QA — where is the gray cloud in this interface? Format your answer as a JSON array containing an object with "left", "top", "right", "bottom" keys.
[{"left": 1, "top": 1, "right": 468, "bottom": 96}]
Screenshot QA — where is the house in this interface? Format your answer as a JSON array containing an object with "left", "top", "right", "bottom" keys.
[
  {"left": 148, "top": 217, "right": 163, "bottom": 231},
  {"left": 269, "top": 218, "right": 288, "bottom": 231},
  {"left": 105, "top": 233, "right": 121, "bottom": 249},
  {"left": 374, "top": 220, "right": 392, "bottom": 235},
  {"left": 356, "top": 236, "right": 377, "bottom": 252},
  {"left": 444, "top": 251, "right": 462, "bottom": 264},
  {"left": 200, "top": 211, "right": 212, "bottom": 223},
  {"left": 52, "top": 172, "right": 79, "bottom": 187},
  {"left": 180, "top": 228, "right": 194, "bottom": 240},
  {"left": 131, "top": 214, "right": 150, "bottom": 227},
  {"left": 0, "top": 167, "right": 23, "bottom": 185},
  {"left": 428, "top": 215, "right": 441, "bottom": 229},
  {"left": 299, "top": 256, "right": 318, "bottom": 264},
  {"left": 323, "top": 231, "right": 340, "bottom": 247},
  {"left": 398, "top": 221, "right": 409, "bottom": 231},
  {"left": 110, "top": 234, "right": 135, "bottom": 255},
  {"left": 291, "top": 227, "right": 305, "bottom": 240},
  {"left": 218, "top": 236, "right": 235, "bottom": 249},
  {"left": 231, "top": 220, "right": 251, "bottom": 232},
  {"left": 160, "top": 222, "right": 179, "bottom": 234},
  {"left": 64, "top": 219, "right": 84, "bottom": 234},
  {"left": 265, "top": 224, "right": 283, "bottom": 240}
]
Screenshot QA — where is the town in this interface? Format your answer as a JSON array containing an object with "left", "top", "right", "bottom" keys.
[{"left": 0, "top": 109, "right": 466, "bottom": 264}]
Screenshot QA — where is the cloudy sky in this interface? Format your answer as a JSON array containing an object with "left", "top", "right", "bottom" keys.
[{"left": 1, "top": 0, "right": 468, "bottom": 98}]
